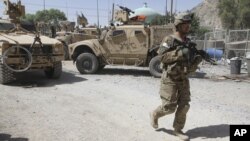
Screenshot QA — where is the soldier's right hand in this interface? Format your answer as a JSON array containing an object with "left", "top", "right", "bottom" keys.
[{"left": 181, "top": 48, "right": 190, "bottom": 59}]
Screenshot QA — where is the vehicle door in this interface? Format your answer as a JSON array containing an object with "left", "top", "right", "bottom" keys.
[
  {"left": 103, "top": 29, "right": 128, "bottom": 57},
  {"left": 127, "top": 28, "right": 148, "bottom": 59}
]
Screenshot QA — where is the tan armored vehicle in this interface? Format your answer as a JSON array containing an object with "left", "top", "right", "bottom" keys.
[
  {"left": 0, "top": 0, "right": 64, "bottom": 84},
  {"left": 54, "top": 15, "right": 99, "bottom": 60},
  {"left": 69, "top": 24, "right": 173, "bottom": 77},
  {"left": 55, "top": 28, "right": 98, "bottom": 60},
  {"left": 68, "top": 6, "right": 173, "bottom": 77}
]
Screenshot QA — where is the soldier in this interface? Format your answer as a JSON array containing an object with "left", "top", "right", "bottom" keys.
[{"left": 150, "top": 12, "right": 202, "bottom": 141}]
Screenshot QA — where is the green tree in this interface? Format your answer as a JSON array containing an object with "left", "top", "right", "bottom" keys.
[
  {"left": 238, "top": 0, "right": 250, "bottom": 29},
  {"left": 218, "top": 0, "right": 250, "bottom": 29},
  {"left": 190, "top": 13, "right": 200, "bottom": 35},
  {"left": 22, "top": 9, "right": 67, "bottom": 23},
  {"left": 190, "top": 13, "right": 210, "bottom": 39},
  {"left": 23, "top": 13, "right": 36, "bottom": 23}
]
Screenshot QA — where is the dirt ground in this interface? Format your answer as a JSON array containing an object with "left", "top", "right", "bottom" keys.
[{"left": 1, "top": 61, "right": 250, "bottom": 141}]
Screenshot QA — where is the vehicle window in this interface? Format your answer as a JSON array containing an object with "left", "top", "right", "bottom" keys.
[
  {"left": 135, "top": 30, "right": 143, "bottom": 35},
  {"left": 91, "top": 31, "right": 97, "bottom": 35},
  {"left": 112, "top": 30, "right": 125, "bottom": 36},
  {"left": 20, "top": 23, "right": 36, "bottom": 32},
  {"left": 79, "top": 30, "right": 86, "bottom": 34},
  {"left": 0, "top": 23, "right": 15, "bottom": 31}
]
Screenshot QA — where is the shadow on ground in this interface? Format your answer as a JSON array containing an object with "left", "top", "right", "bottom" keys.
[
  {"left": 0, "top": 133, "right": 28, "bottom": 141},
  {"left": 8, "top": 70, "right": 87, "bottom": 87},
  {"left": 156, "top": 124, "right": 229, "bottom": 140},
  {"left": 97, "top": 68, "right": 152, "bottom": 77},
  {"left": 186, "top": 124, "right": 229, "bottom": 139}
]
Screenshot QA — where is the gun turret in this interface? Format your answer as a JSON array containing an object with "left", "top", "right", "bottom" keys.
[
  {"left": 117, "top": 5, "right": 134, "bottom": 15},
  {"left": 114, "top": 5, "right": 135, "bottom": 24},
  {"left": 3, "top": 0, "right": 25, "bottom": 24}
]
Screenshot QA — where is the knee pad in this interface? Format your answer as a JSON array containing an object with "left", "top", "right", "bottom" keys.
[{"left": 180, "top": 104, "right": 190, "bottom": 114}]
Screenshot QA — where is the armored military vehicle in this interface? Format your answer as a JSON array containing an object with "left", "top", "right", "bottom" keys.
[
  {"left": 0, "top": 0, "right": 64, "bottom": 84},
  {"left": 55, "top": 27, "right": 98, "bottom": 60},
  {"left": 68, "top": 6, "right": 174, "bottom": 77}
]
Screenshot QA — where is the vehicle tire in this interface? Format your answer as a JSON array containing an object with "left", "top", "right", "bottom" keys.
[
  {"left": 149, "top": 56, "right": 162, "bottom": 78},
  {"left": 44, "top": 61, "right": 62, "bottom": 79},
  {"left": 0, "top": 63, "right": 15, "bottom": 84},
  {"left": 76, "top": 53, "right": 99, "bottom": 74}
]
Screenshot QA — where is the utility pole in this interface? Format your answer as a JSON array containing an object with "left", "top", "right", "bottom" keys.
[
  {"left": 111, "top": 3, "right": 114, "bottom": 23},
  {"left": 43, "top": 0, "right": 45, "bottom": 11},
  {"left": 97, "top": 0, "right": 100, "bottom": 28},
  {"left": 165, "top": 0, "right": 168, "bottom": 24},
  {"left": 66, "top": 0, "right": 69, "bottom": 19},
  {"left": 170, "top": 0, "right": 173, "bottom": 23},
  {"left": 165, "top": 0, "right": 168, "bottom": 16},
  {"left": 97, "top": 0, "right": 100, "bottom": 38}
]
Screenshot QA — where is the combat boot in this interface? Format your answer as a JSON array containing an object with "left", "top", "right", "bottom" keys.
[
  {"left": 173, "top": 129, "right": 189, "bottom": 141},
  {"left": 150, "top": 111, "right": 158, "bottom": 129}
]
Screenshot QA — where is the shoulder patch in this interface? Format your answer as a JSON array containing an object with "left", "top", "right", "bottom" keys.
[{"left": 157, "top": 35, "right": 174, "bottom": 55}]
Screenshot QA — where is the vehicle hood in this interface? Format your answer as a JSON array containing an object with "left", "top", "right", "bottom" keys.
[
  {"left": 69, "top": 39, "right": 100, "bottom": 48},
  {"left": 0, "top": 33, "right": 61, "bottom": 45}
]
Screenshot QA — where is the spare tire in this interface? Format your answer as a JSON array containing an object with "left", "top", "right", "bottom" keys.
[{"left": 149, "top": 56, "right": 162, "bottom": 78}]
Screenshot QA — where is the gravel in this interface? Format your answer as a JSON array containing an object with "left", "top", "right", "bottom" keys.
[{"left": 0, "top": 61, "right": 250, "bottom": 141}]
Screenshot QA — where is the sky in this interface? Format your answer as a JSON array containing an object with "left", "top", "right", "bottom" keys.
[{"left": 0, "top": 0, "right": 203, "bottom": 26}]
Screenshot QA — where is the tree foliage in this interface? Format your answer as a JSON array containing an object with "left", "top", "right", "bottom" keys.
[
  {"left": 190, "top": 13, "right": 210, "bottom": 39},
  {"left": 218, "top": 0, "right": 250, "bottom": 29},
  {"left": 23, "top": 9, "right": 67, "bottom": 23},
  {"left": 190, "top": 14, "right": 200, "bottom": 35}
]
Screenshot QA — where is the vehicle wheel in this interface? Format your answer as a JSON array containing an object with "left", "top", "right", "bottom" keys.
[
  {"left": 76, "top": 53, "right": 99, "bottom": 74},
  {"left": 44, "top": 61, "right": 62, "bottom": 79},
  {"left": 149, "top": 56, "right": 162, "bottom": 78},
  {"left": 0, "top": 63, "right": 15, "bottom": 84}
]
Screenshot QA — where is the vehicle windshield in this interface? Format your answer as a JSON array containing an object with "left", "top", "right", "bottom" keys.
[
  {"left": 0, "top": 21, "right": 36, "bottom": 32},
  {"left": 0, "top": 22, "right": 15, "bottom": 31}
]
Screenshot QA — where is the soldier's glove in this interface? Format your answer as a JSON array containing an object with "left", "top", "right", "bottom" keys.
[
  {"left": 193, "top": 55, "right": 202, "bottom": 64},
  {"left": 181, "top": 48, "right": 190, "bottom": 60},
  {"left": 188, "top": 55, "right": 202, "bottom": 73}
]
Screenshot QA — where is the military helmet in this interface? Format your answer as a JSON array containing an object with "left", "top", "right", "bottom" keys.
[{"left": 174, "top": 12, "right": 192, "bottom": 26}]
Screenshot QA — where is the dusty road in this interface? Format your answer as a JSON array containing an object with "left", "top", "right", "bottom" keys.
[{"left": 0, "top": 61, "right": 250, "bottom": 141}]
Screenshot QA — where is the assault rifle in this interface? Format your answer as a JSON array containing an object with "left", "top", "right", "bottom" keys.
[{"left": 173, "top": 39, "right": 217, "bottom": 65}]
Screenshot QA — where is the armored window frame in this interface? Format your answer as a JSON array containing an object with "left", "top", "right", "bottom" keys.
[
  {"left": 134, "top": 30, "right": 143, "bottom": 35},
  {"left": 0, "top": 22, "right": 15, "bottom": 31},
  {"left": 112, "top": 30, "right": 125, "bottom": 37}
]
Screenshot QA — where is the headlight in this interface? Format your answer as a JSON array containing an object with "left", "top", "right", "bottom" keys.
[
  {"left": 0, "top": 41, "right": 10, "bottom": 52},
  {"left": 9, "top": 47, "right": 16, "bottom": 54},
  {"left": 54, "top": 47, "right": 59, "bottom": 53},
  {"left": 53, "top": 43, "right": 63, "bottom": 53}
]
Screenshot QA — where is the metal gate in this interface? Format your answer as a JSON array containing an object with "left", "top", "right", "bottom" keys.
[
  {"left": 225, "top": 29, "right": 250, "bottom": 59},
  {"left": 203, "top": 30, "right": 227, "bottom": 61}
]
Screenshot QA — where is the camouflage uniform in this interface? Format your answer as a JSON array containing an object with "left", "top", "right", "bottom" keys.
[
  {"left": 150, "top": 12, "right": 202, "bottom": 141},
  {"left": 151, "top": 34, "right": 202, "bottom": 130}
]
